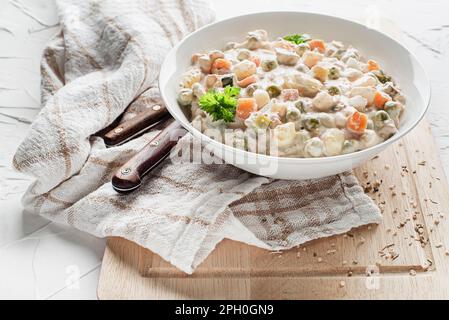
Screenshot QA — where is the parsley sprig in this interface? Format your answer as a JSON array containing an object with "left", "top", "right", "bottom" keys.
[
  {"left": 283, "top": 33, "right": 310, "bottom": 45},
  {"left": 198, "top": 86, "right": 240, "bottom": 122}
]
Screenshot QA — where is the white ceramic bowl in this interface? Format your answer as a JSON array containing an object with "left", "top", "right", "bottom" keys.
[{"left": 159, "top": 11, "right": 430, "bottom": 179}]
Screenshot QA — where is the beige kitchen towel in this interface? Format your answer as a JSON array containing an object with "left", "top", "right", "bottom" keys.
[{"left": 13, "top": 0, "right": 382, "bottom": 274}]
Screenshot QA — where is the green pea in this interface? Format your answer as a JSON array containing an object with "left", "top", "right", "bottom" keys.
[
  {"left": 373, "top": 110, "right": 391, "bottom": 128},
  {"left": 328, "top": 67, "right": 340, "bottom": 80},
  {"left": 384, "top": 101, "right": 402, "bottom": 118},
  {"left": 246, "top": 83, "right": 259, "bottom": 97},
  {"left": 342, "top": 140, "right": 356, "bottom": 154},
  {"left": 294, "top": 100, "right": 305, "bottom": 113},
  {"left": 303, "top": 115, "right": 320, "bottom": 131},
  {"left": 327, "top": 86, "right": 340, "bottom": 96},
  {"left": 286, "top": 107, "right": 301, "bottom": 122},
  {"left": 373, "top": 70, "right": 391, "bottom": 84},
  {"left": 296, "top": 43, "right": 310, "bottom": 56},
  {"left": 261, "top": 59, "right": 278, "bottom": 72},
  {"left": 266, "top": 85, "right": 281, "bottom": 98}
]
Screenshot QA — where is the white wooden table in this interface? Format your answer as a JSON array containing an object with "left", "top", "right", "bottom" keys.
[{"left": 1, "top": 0, "right": 448, "bottom": 300}]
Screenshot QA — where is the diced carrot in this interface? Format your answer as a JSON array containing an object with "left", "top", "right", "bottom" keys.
[
  {"left": 236, "top": 98, "right": 256, "bottom": 120},
  {"left": 211, "top": 58, "right": 232, "bottom": 74},
  {"left": 346, "top": 111, "right": 368, "bottom": 134},
  {"left": 237, "top": 75, "right": 257, "bottom": 88},
  {"left": 213, "top": 58, "right": 231, "bottom": 69},
  {"left": 249, "top": 56, "right": 261, "bottom": 67},
  {"left": 367, "top": 59, "right": 379, "bottom": 71},
  {"left": 309, "top": 39, "right": 326, "bottom": 53},
  {"left": 373, "top": 91, "right": 390, "bottom": 109}
]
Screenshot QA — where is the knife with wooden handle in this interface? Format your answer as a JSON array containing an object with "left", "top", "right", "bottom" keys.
[
  {"left": 103, "top": 104, "right": 169, "bottom": 147},
  {"left": 112, "top": 119, "right": 187, "bottom": 193}
]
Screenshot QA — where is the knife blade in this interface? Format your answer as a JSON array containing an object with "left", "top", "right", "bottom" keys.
[
  {"left": 112, "top": 119, "right": 187, "bottom": 193},
  {"left": 103, "top": 104, "right": 169, "bottom": 147}
]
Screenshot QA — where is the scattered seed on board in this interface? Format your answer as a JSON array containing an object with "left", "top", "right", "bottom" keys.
[
  {"left": 409, "top": 269, "right": 417, "bottom": 276},
  {"left": 339, "top": 281, "right": 346, "bottom": 288},
  {"left": 342, "top": 260, "right": 348, "bottom": 265},
  {"left": 317, "top": 257, "right": 323, "bottom": 263},
  {"left": 445, "top": 250, "right": 449, "bottom": 256}
]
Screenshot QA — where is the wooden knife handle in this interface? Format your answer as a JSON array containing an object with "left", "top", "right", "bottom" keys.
[
  {"left": 103, "top": 105, "right": 169, "bottom": 146},
  {"left": 112, "top": 120, "right": 187, "bottom": 193}
]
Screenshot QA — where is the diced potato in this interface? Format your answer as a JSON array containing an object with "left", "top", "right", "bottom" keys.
[
  {"left": 321, "top": 128, "right": 345, "bottom": 156},
  {"left": 273, "top": 122, "right": 296, "bottom": 148},
  {"left": 348, "top": 95, "right": 368, "bottom": 112},
  {"left": 317, "top": 113, "right": 336, "bottom": 128},
  {"left": 253, "top": 89, "right": 270, "bottom": 109},
  {"left": 198, "top": 55, "right": 212, "bottom": 73},
  {"left": 177, "top": 88, "right": 193, "bottom": 106},
  {"left": 245, "top": 30, "right": 268, "bottom": 50},
  {"left": 209, "top": 50, "right": 224, "bottom": 62},
  {"left": 349, "top": 86, "right": 376, "bottom": 105},
  {"left": 353, "top": 75, "right": 377, "bottom": 87},
  {"left": 192, "top": 83, "right": 205, "bottom": 98},
  {"left": 376, "top": 120, "right": 398, "bottom": 139},
  {"left": 283, "top": 73, "right": 323, "bottom": 97},
  {"left": 302, "top": 51, "right": 324, "bottom": 68},
  {"left": 276, "top": 48, "right": 300, "bottom": 66},
  {"left": 311, "top": 64, "right": 329, "bottom": 82},
  {"left": 346, "top": 57, "right": 361, "bottom": 70},
  {"left": 304, "top": 137, "right": 324, "bottom": 157},
  {"left": 313, "top": 91, "right": 335, "bottom": 111},
  {"left": 233, "top": 60, "right": 257, "bottom": 80},
  {"left": 237, "top": 75, "right": 257, "bottom": 88},
  {"left": 360, "top": 129, "right": 381, "bottom": 148},
  {"left": 271, "top": 102, "right": 288, "bottom": 118},
  {"left": 341, "top": 47, "right": 360, "bottom": 62},
  {"left": 344, "top": 68, "right": 363, "bottom": 81},
  {"left": 296, "top": 43, "right": 310, "bottom": 56},
  {"left": 205, "top": 74, "right": 219, "bottom": 88},
  {"left": 237, "top": 49, "right": 251, "bottom": 61},
  {"left": 334, "top": 112, "right": 348, "bottom": 128}
]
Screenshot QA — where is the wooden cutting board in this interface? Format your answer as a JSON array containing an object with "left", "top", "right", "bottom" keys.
[{"left": 97, "top": 119, "right": 449, "bottom": 299}]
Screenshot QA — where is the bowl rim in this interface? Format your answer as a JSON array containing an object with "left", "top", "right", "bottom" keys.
[{"left": 159, "top": 10, "right": 431, "bottom": 164}]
